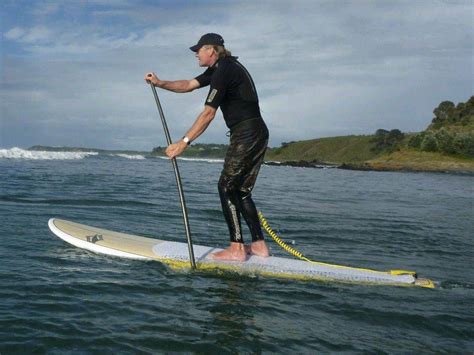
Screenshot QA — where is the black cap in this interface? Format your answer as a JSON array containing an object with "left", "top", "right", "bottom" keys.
[{"left": 189, "top": 33, "right": 224, "bottom": 52}]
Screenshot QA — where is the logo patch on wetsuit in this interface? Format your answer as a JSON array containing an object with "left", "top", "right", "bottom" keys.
[{"left": 207, "top": 89, "right": 218, "bottom": 103}]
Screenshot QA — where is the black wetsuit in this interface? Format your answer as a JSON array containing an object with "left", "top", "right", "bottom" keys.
[{"left": 195, "top": 56, "right": 268, "bottom": 243}]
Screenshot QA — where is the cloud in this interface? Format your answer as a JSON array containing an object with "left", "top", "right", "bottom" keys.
[
  {"left": 4, "top": 27, "right": 26, "bottom": 40},
  {"left": 1, "top": 0, "right": 472, "bottom": 150},
  {"left": 31, "top": 0, "right": 61, "bottom": 16}
]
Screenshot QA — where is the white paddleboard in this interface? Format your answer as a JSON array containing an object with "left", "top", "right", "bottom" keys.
[{"left": 48, "top": 218, "right": 434, "bottom": 288}]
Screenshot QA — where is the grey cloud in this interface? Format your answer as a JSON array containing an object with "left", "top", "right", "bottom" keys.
[{"left": 1, "top": 0, "right": 472, "bottom": 150}]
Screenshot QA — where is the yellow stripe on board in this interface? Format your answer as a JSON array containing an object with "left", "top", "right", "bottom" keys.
[
  {"left": 157, "top": 258, "right": 434, "bottom": 288},
  {"left": 257, "top": 212, "right": 434, "bottom": 288}
]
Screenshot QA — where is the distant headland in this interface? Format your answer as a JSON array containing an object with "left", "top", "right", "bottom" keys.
[
  {"left": 264, "top": 95, "right": 474, "bottom": 174},
  {"left": 29, "top": 96, "right": 474, "bottom": 174}
]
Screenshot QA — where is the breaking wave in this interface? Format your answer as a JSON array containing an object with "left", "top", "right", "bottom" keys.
[
  {"left": 0, "top": 147, "right": 98, "bottom": 160},
  {"left": 178, "top": 157, "right": 224, "bottom": 163},
  {"left": 156, "top": 156, "right": 224, "bottom": 163},
  {"left": 113, "top": 154, "right": 146, "bottom": 160}
]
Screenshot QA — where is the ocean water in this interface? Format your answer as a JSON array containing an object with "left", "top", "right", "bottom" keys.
[{"left": 0, "top": 148, "right": 473, "bottom": 353}]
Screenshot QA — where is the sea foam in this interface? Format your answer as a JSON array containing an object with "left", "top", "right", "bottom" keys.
[
  {"left": 113, "top": 154, "right": 146, "bottom": 160},
  {"left": 156, "top": 156, "right": 224, "bottom": 163},
  {"left": 0, "top": 147, "right": 98, "bottom": 160}
]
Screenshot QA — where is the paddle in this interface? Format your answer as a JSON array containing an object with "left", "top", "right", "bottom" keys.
[{"left": 148, "top": 80, "right": 196, "bottom": 269}]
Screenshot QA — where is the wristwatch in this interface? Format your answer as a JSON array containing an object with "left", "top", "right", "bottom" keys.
[{"left": 182, "top": 136, "right": 191, "bottom": 145}]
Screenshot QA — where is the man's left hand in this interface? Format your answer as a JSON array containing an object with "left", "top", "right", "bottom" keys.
[{"left": 165, "top": 140, "right": 187, "bottom": 159}]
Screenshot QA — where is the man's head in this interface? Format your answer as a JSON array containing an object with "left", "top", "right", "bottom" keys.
[
  {"left": 190, "top": 33, "right": 224, "bottom": 52},
  {"left": 190, "top": 33, "right": 231, "bottom": 67},
  {"left": 194, "top": 45, "right": 217, "bottom": 67}
]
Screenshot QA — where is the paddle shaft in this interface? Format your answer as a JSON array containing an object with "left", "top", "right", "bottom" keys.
[{"left": 149, "top": 83, "right": 196, "bottom": 269}]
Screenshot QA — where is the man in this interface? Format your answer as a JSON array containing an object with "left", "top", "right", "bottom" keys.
[{"left": 144, "top": 33, "right": 269, "bottom": 261}]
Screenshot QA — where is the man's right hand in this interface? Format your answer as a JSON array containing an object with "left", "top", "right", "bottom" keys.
[
  {"left": 144, "top": 76, "right": 199, "bottom": 93},
  {"left": 144, "top": 72, "right": 160, "bottom": 87}
]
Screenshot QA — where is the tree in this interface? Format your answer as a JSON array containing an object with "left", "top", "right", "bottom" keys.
[
  {"left": 387, "top": 129, "right": 404, "bottom": 141},
  {"left": 453, "top": 132, "right": 474, "bottom": 157},
  {"left": 375, "top": 129, "right": 389, "bottom": 137},
  {"left": 435, "top": 128, "right": 455, "bottom": 154},
  {"left": 433, "top": 101, "right": 455, "bottom": 121},
  {"left": 408, "top": 133, "right": 424, "bottom": 149},
  {"left": 371, "top": 128, "right": 405, "bottom": 153},
  {"left": 420, "top": 131, "right": 438, "bottom": 152},
  {"left": 457, "top": 97, "right": 474, "bottom": 126}
]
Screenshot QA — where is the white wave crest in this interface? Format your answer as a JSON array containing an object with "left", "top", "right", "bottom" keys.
[
  {"left": 155, "top": 156, "right": 224, "bottom": 163},
  {"left": 179, "top": 157, "right": 224, "bottom": 163},
  {"left": 113, "top": 154, "right": 146, "bottom": 160},
  {"left": 0, "top": 147, "right": 98, "bottom": 160}
]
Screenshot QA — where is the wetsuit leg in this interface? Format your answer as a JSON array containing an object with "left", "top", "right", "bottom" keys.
[
  {"left": 218, "top": 177, "right": 244, "bottom": 243},
  {"left": 236, "top": 192, "right": 265, "bottom": 242},
  {"left": 218, "top": 118, "right": 268, "bottom": 243},
  {"left": 236, "top": 133, "right": 267, "bottom": 242}
]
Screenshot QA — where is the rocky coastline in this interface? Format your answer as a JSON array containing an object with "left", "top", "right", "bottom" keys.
[
  {"left": 264, "top": 160, "right": 338, "bottom": 169},
  {"left": 264, "top": 159, "right": 473, "bottom": 175}
]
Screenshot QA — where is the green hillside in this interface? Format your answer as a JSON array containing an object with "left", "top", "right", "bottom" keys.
[
  {"left": 266, "top": 135, "right": 378, "bottom": 164},
  {"left": 265, "top": 96, "right": 474, "bottom": 172},
  {"left": 364, "top": 149, "right": 474, "bottom": 172},
  {"left": 406, "top": 97, "right": 474, "bottom": 157},
  {"left": 152, "top": 143, "right": 228, "bottom": 158}
]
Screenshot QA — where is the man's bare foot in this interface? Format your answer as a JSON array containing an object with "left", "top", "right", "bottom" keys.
[
  {"left": 209, "top": 242, "right": 247, "bottom": 262},
  {"left": 248, "top": 240, "right": 270, "bottom": 257}
]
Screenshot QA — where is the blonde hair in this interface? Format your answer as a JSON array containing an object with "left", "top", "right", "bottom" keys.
[{"left": 203, "top": 45, "right": 232, "bottom": 58}]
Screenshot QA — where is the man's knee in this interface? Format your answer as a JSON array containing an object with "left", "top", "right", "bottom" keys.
[
  {"left": 218, "top": 176, "right": 228, "bottom": 194},
  {"left": 237, "top": 190, "right": 251, "bottom": 201},
  {"left": 218, "top": 174, "right": 239, "bottom": 191},
  {"left": 218, "top": 176, "right": 235, "bottom": 199}
]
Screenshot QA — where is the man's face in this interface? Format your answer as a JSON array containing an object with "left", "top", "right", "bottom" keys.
[{"left": 195, "top": 46, "right": 215, "bottom": 67}]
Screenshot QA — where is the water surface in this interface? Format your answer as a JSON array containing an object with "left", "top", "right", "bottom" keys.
[{"left": 1, "top": 149, "right": 473, "bottom": 353}]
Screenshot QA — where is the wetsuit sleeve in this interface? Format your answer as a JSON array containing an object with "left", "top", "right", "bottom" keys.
[
  {"left": 204, "top": 66, "right": 227, "bottom": 109},
  {"left": 194, "top": 67, "right": 213, "bottom": 87}
]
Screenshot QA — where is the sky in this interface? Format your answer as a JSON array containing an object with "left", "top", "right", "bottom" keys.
[{"left": 1, "top": 0, "right": 472, "bottom": 150}]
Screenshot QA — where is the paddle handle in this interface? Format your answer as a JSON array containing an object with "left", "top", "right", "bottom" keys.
[{"left": 149, "top": 82, "right": 196, "bottom": 269}]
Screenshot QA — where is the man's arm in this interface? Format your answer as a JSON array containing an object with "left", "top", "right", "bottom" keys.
[
  {"left": 144, "top": 72, "right": 200, "bottom": 93},
  {"left": 184, "top": 105, "right": 217, "bottom": 141},
  {"left": 165, "top": 105, "right": 217, "bottom": 159}
]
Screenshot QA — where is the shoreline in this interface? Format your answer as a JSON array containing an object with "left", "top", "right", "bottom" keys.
[
  {"left": 338, "top": 162, "right": 474, "bottom": 175},
  {"left": 23, "top": 146, "right": 474, "bottom": 175},
  {"left": 264, "top": 160, "right": 338, "bottom": 169},
  {"left": 264, "top": 159, "right": 474, "bottom": 175}
]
